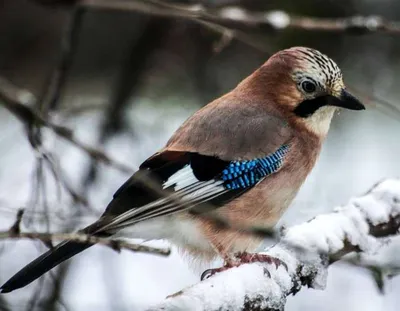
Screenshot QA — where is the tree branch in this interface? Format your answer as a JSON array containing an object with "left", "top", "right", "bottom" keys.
[
  {"left": 1, "top": 209, "right": 170, "bottom": 256},
  {"left": 0, "top": 76, "right": 133, "bottom": 174},
  {"left": 149, "top": 179, "right": 400, "bottom": 311},
  {"left": 79, "top": 0, "right": 400, "bottom": 35},
  {"left": 33, "top": 0, "right": 400, "bottom": 121},
  {"left": 38, "top": 6, "right": 85, "bottom": 112},
  {"left": 0, "top": 231, "right": 170, "bottom": 256}
]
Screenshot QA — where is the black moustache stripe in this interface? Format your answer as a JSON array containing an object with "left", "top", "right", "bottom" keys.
[{"left": 293, "top": 96, "right": 331, "bottom": 118}]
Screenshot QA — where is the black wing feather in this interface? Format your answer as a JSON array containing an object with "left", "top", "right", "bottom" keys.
[{"left": 100, "top": 151, "right": 246, "bottom": 229}]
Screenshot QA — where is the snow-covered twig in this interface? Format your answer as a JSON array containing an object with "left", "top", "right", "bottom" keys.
[{"left": 149, "top": 179, "right": 400, "bottom": 311}]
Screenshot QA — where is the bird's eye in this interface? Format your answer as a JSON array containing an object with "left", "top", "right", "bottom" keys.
[{"left": 301, "top": 80, "right": 316, "bottom": 93}]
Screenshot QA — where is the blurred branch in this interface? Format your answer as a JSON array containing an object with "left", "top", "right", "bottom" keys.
[
  {"left": 34, "top": 0, "right": 400, "bottom": 54},
  {"left": 342, "top": 256, "right": 400, "bottom": 294},
  {"left": 35, "top": 0, "right": 400, "bottom": 117},
  {"left": 0, "top": 76, "right": 133, "bottom": 174},
  {"left": 349, "top": 85, "right": 400, "bottom": 122},
  {"left": 77, "top": 0, "right": 400, "bottom": 35},
  {"left": 29, "top": 5, "right": 85, "bottom": 153},
  {"left": 39, "top": 6, "right": 85, "bottom": 112},
  {"left": 0, "top": 231, "right": 171, "bottom": 256},
  {"left": 83, "top": 18, "right": 173, "bottom": 189},
  {"left": 2, "top": 210, "right": 171, "bottom": 256},
  {"left": 150, "top": 179, "right": 400, "bottom": 311}
]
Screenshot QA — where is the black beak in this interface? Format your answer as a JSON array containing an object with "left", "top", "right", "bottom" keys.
[{"left": 331, "top": 89, "right": 365, "bottom": 111}]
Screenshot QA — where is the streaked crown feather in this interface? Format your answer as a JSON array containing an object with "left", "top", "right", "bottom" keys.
[{"left": 281, "top": 47, "right": 343, "bottom": 90}]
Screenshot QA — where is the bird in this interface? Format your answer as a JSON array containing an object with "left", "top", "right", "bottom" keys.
[{"left": 0, "top": 46, "right": 365, "bottom": 293}]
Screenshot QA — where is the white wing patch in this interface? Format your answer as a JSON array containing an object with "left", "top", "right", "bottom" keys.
[
  {"left": 164, "top": 165, "right": 198, "bottom": 190},
  {"left": 163, "top": 165, "right": 226, "bottom": 206},
  {"left": 101, "top": 165, "right": 227, "bottom": 231}
]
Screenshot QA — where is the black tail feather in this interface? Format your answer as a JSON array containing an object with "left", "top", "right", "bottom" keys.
[{"left": 0, "top": 240, "right": 92, "bottom": 293}]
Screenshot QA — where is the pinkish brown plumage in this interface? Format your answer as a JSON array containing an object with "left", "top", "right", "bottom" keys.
[{"left": 1, "top": 47, "right": 365, "bottom": 293}]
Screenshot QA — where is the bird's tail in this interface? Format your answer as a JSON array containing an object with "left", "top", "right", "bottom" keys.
[{"left": 0, "top": 239, "right": 92, "bottom": 293}]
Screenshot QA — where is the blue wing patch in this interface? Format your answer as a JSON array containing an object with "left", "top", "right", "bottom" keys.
[{"left": 222, "top": 144, "right": 290, "bottom": 190}]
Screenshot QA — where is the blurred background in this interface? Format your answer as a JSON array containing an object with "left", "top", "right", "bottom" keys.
[{"left": 1, "top": 0, "right": 400, "bottom": 310}]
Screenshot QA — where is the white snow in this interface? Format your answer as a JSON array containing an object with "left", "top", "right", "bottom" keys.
[
  {"left": 283, "top": 180, "right": 400, "bottom": 256},
  {"left": 150, "top": 264, "right": 289, "bottom": 311}
]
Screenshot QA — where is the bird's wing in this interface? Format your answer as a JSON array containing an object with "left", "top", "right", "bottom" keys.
[{"left": 96, "top": 107, "right": 293, "bottom": 233}]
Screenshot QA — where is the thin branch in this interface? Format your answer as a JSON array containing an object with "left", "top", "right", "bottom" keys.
[
  {"left": 28, "top": 6, "right": 85, "bottom": 154},
  {"left": 0, "top": 231, "right": 170, "bottom": 256},
  {"left": 79, "top": 0, "right": 400, "bottom": 35},
  {"left": 149, "top": 179, "right": 400, "bottom": 311},
  {"left": 2, "top": 210, "right": 170, "bottom": 256},
  {"left": 8, "top": 210, "right": 24, "bottom": 236},
  {"left": 0, "top": 76, "right": 133, "bottom": 174},
  {"left": 49, "top": 0, "right": 400, "bottom": 119},
  {"left": 349, "top": 85, "right": 400, "bottom": 122},
  {"left": 38, "top": 6, "right": 85, "bottom": 112}
]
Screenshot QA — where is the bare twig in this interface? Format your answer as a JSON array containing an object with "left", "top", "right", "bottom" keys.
[
  {"left": 83, "top": 17, "right": 173, "bottom": 189},
  {"left": 0, "top": 76, "right": 133, "bottom": 174},
  {"left": 79, "top": 0, "right": 400, "bottom": 35},
  {"left": 39, "top": 0, "right": 399, "bottom": 119},
  {"left": 349, "top": 85, "right": 400, "bottom": 122},
  {"left": 39, "top": 6, "right": 85, "bottom": 112},
  {"left": 42, "top": 152, "right": 89, "bottom": 206},
  {"left": 8, "top": 209, "right": 24, "bottom": 236},
  {"left": 0, "top": 231, "right": 171, "bottom": 256},
  {"left": 2, "top": 210, "right": 170, "bottom": 256}
]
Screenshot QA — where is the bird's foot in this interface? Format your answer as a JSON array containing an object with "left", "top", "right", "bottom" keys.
[
  {"left": 201, "top": 252, "right": 286, "bottom": 280},
  {"left": 235, "top": 252, "right": 287, "bottom": 270}
]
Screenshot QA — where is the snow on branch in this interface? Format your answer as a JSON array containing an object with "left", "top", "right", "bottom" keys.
[{"left": 149, "top": 179, "right": 400, "bottom": 311}]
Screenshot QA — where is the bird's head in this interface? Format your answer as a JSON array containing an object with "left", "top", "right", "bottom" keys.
[{"left": 251, "top": 47, "right": 365, "bottom": 136}]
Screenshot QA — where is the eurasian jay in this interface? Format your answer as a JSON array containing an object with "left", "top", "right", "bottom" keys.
[{"left": 0, "top": 46, "right": 365, "bottom": 293}]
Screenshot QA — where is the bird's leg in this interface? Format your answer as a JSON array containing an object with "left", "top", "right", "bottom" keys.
[
  {"left": 201, "top": 241, "right": 238, "bottom": 280},
  {"left": 201, "top": 251, "right": 286, "bottom": 280}
]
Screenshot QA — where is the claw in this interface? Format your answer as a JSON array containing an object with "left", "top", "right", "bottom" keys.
[
  {"left": 236, "top": 252, "right": 288, "bottom": 270},
  {"left": 201, "top": 269, "right": 213, "bottom": 280},
  {"left": 200, "top": 252, "right": 287, "bottom": 281},
  {"left": 201, "top": 266, "right": 230, "bottom": 280}
]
